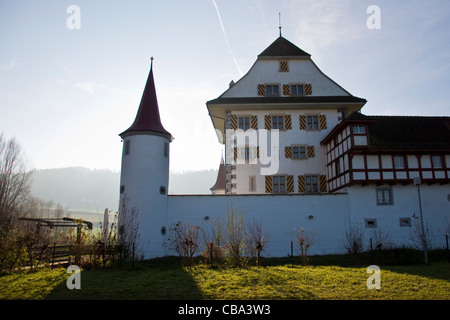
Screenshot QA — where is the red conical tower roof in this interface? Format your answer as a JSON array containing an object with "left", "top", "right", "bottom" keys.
[{"left": 120, "top": 58, "right": 172, "bottom": 140}]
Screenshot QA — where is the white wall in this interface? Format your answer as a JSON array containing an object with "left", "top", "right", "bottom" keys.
[
  {"left": 221, "top": 58, "right": 350, "bottom": 98},
  {"left": 347, "top": 184, "right": 450, "bottom": 250},
  {"left": 119, "top": 134, "right": 171, "bottom": 258},
  {"left": 164, "top": 193, "right": 350, "bottom": 258}
]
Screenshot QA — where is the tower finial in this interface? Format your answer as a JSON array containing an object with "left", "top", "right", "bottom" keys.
[
  {"left": 151, "top": 56, "right": 154, "bottom": 69},
  {"left": 278, "top": 12, "right": 282, "bottom": 37}
]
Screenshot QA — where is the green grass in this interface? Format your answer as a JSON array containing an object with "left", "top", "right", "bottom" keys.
[{"left": 1, "top": 254, "right": 449, "bottom": 300}]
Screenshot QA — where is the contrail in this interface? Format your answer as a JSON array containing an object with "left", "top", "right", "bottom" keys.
[{"left": 211, "top": 0, "right": 244, "bottom": 77}]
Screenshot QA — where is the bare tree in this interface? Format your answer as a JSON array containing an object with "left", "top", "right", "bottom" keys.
[
  {"left": 225, "top": 208, "right": 246, "bottom": 267},
  {"left": 0, "top": 134, "right": 32, "bottom": 271},
  {"left": 166, "top": 222, "right": 201, "bottom": 266},
  {"left": 294, "top": 227, "right": 315, "bottom": 265},
  {"left": 0, "top": 133, "right": 32, "bottom": 230},
  {"left": 117, "top": 195, "right": 139, "bottom": 262},
  {"left": 246, "top": 220, "right": 269, "bottom": 266}
]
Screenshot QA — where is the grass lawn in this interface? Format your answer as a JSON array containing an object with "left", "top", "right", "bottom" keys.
[{"left": 1, "top": 253, "right": 449, "bottom": 300}]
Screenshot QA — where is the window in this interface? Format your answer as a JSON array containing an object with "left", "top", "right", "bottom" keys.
[
  {"left": 272, "top": 116, "right": 284, "bottom": 130},
  {"left": 240, "top": 147, "right": 252, "bottom": 160},
  {"left": 306, "top": 115, "right": 319, "bottom": 130},
  {"left": 238, "top": 116, "right": 250, "bottom": 130},
  {"left": 399, "top": 218, "right": 411, "bottom": 227},
  {"left": 365, "top": 219, "right": 377, "bottom": 228},
  {"left": 305, "top": 175, "right": 319, "bottom": 193},
  {"left": 124, "top": 140, "right": 131, "bottom": 155},
  {"left": 249, "top": 176, "right": 256, "bottom": 192},
  {"left": 292, "top": 146, "right": 307, "bottom": 159},
  {"left": 164, "top": 142, "right": 169, "bottom": 158},
  {"left": 432, "top": 155, "right": 443, "bottom": 168},
  {"left": 393, "top": 155, "right": 405, "bottom": 169},
  {"left": 265, "top": 85, "right": 279, "bottom": 96},
  {"left": 273, "top": 175, "right": 286, "bottom": 193},
  {"left": 290, "top": 84, "right": 304, "bottom": 96},
  {"left": 376, "top": 188, "right": 393, "bottom": 205},
  {"left": 352, "top": 125, "right": 366, "bottom": 134},
  {"left": 335, "top": 159, "right": 341, "bottom": 176}
]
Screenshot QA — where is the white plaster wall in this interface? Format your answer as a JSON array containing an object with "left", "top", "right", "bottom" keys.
[
  {"left": 347, "top": 184, "right": 450, "bottom": 250},
  {"left": 222, "top": 58, "right": 350, "bottom": 98},
  {"left": 119, "top": 134, "right": 170, "bottom": 258},
  {"left": 166, "top": 193, "right": 351, "bottom": 258}
]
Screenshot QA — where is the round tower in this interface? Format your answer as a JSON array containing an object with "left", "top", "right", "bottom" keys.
[{"left": 118, "top": 59, "right": 172, "bottom": 259}]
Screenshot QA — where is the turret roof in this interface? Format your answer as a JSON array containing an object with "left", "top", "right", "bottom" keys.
[{"left": 120, "top": 60, "right": 172, "bottom": 139}]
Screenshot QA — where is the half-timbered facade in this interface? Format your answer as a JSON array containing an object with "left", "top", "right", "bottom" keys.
[{"left": 321, "top": 112, "right": 450, "bottom": 193}]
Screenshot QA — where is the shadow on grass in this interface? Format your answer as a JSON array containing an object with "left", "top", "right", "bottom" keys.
[
  {"left": 45, "top": 256, "right": 204, "bottom": 300},
  {"left": 258, "top": 248, "right": 450, "bottom": 281}
]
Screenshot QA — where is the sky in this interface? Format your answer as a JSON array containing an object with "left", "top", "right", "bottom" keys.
[{"left": 1, "top": 0, "right": 449, "bottom": 173}]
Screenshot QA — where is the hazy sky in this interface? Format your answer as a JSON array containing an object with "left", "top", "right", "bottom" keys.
[{"left": 1, "top": 0, "right": 449, "bottom": 173}]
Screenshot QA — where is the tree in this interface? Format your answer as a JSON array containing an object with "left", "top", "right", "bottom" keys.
[
  {"left": 246, "top": 220, "right": 269, "bottom": 266},
  {"left": 0, "top": 133, "right": 32, "bottom": 230},
  {"left": 225, "top": 208, "right": 246, "bottom": 267},
  {"left": 0, "top": 134, "right": 32, "bottom": 271},
  {"left": 166, "top": 222, "right": 200, "bottom": 266},
  {"left": 294, "top": 227, "right": 315, "bottom": 265}
]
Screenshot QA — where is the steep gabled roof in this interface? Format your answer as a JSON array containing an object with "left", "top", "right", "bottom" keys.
[
  {"left": 258, "top": 36, "right": 311, "bottom": 58},
  {"left": 120, "top": 60, "right": 172, "bottom": 140},
  {"left": 367, "top": 115, "right": 450, "bottom": 150}
]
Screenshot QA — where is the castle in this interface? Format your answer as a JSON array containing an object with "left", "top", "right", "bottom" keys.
[{"left": 118, "top": 36, "right": 450, "bottom": 259}]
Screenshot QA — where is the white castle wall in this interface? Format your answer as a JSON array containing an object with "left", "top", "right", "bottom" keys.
[
  {"left": 148, "top": 193, "right": 351, "bottom": 258},
  {"left": 346, "top": 184, "right": 450, "bottom": 250},
  {"left": 133, "top": 184, "right": 450, "bottom": 259}
]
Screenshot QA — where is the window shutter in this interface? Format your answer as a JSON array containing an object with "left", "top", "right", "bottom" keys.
[
  {"left": 284, "top": 115, "right": 292, "bottom": 130},
  {"left": 265, "top": 176, "right": 273, "bottom": 193},
  {"left": 251, "top": 115, "right": 258, "bottom": 130},
  {"left": 285, "top": 146, "right": 292, "bottom": 158},
  {"left": 319, "top": 114, "right": 327, "bottom": 130},
  {"left": 233, "top": 147, "right": 238, "bottom": 160},
  {"left": 282, "top": 84, "right": 290, "bottom": 95},
  {"left": 264, "top": 115, "right": 272, "bottom": 130},
  {"left": 320, "top": 175, "right": 327, "bottom": 193},
  {"left": 258, "top": 84, "right": 266, "bottom": 96},
  {"left": 287, "top": 175, "right": 294, "bottom": 193},
  {"left": 307, "top": 146, "right": 315, "bottom": 158},
  {"left": 231, "top": 115, "right": 238, "bottom": 130},
  {"left": 253, "top": 147, "right": 260, "bottom": 159},
  {"left": 298, "top": 175, "right": 305, "bottom": 193},
  {"left": 279, "top": 61, "right": 288, "bottom": 72},
  {"left": 305, "top": 84, "right": 312, "bottom": 95},
  {"left": 299, "top": 115, "right": 306, "bottom": 130}
]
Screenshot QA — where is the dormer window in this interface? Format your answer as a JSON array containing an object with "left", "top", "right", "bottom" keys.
[{"left": 352, "top": 125, "right": 366, "bottom": 134}]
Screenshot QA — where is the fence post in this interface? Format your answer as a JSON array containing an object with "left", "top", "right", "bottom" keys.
[
  {"left": 51, "top": 242, "right": 56, "bottom": 270},
  {"left": 132, "top": 242, "right": 135, "bottom": 269},
  {"left": 446, "top": 235, "right": 449, "bottom": 261},
  {"left": 291, "top": 241, "right": 294, "bottom": 267},
  {"left": 210, "top": 242, "right": 213, "bottom": 267}
]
